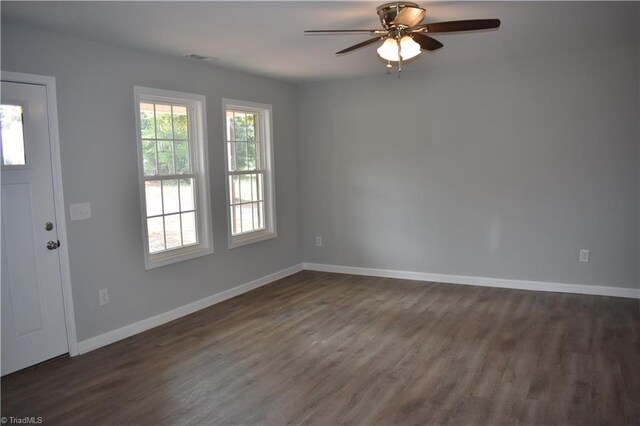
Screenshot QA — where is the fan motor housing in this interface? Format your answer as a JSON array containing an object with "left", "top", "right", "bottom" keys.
[{"left": 376, "top": 2, "right": 426, "bottom": 29}]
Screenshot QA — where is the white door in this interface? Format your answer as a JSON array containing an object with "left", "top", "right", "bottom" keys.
[{"left": 1, "top": 81, "right": 68, "bottom": 375}]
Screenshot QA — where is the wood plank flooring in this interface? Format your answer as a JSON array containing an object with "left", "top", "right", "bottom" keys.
[{"left": 2, "top": 271, "right": 639, "bottom": 425}]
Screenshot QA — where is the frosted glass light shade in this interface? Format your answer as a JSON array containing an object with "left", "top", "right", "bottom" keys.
[
  {"left": 377, "top": 38, "right": 399, "bottom": 61},
  {"left": 400, "top": 36, "right": 421, "bottom": 60},
  {"left": 376, "top": 36, "right": 421, "bottom": 62}
]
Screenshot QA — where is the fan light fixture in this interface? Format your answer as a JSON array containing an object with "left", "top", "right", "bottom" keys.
[
  {"left": 305, "top": 2, "right": 501, "bottom": 76},
  {"left": 376, "top": 36, "right": 421, "bottom": 62}
]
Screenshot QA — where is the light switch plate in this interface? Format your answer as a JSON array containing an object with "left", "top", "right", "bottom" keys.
[{"left": 70, "top": 202, "right": 91, "bottom": 221}]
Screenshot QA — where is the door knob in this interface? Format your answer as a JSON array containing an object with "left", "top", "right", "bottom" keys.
[{"left": 46, "top": 240, "right": 60, "bottom": 250}]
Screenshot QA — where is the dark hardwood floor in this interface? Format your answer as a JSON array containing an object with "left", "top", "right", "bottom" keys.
[{"left": 2, "top": 271, "right": 639, "bottom": 425}]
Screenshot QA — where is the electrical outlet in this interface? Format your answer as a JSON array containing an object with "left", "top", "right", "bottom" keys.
[
  {"left": 99, "top": 288, "right": 109, "bottom": 306},
  {"left": 579, "top": 249, "right": 589, "bottom": 263},
  {"left": 315, "top": 236, "right": 322, "bottom": 247},
  {"left": 70, "top": 202, "right": 91, "bottom": 221}
]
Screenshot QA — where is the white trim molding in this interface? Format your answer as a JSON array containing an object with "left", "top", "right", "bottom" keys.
[
  {"left": 302, "top": 263, "right": 640, "bottom": 299},
  {"left": 222, "top": 98, "right": 277, "bottom": 249},
  {"left": 77, "top": 264, "right": 303, "bottom": 354},
  {"left": 1, "top": 71, "right": 79, "bottom": 356}
]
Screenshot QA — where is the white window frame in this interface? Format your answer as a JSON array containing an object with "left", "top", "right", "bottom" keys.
[
  {"left": 222, "top": 98, "right": 277, "bottom": 248},
  {"left": 134, "top": 86, "right": 213, "bottom": 269}
]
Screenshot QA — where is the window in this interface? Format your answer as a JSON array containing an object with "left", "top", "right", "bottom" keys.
[
  {"left": 134, "top": 87, "right": 212, "bottom": 269},
  {"left": 223, "top": 99, "right": 276, "bottom": 248},
  {"left": 0, "top": 104, "right": 26, "bottom": 166}
]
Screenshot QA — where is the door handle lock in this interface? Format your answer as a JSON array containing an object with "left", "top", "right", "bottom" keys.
[{"left": 46, "top": 240, "right": 60, "bottom": 250}]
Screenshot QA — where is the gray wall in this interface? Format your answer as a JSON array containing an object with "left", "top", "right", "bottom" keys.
[
  {"left": 299, "top": 44, "right": 640, "bottom": 289},
  {"left": 1, "top": 24, "right": 302, "bottom": 341}
]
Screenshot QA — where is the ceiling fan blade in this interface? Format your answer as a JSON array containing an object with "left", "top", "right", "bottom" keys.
[
  {"left": 336, "top": 36, "right": 385, "bottom": 55},
  {"left": 410, "top": 33, "right": 443, "bottom": 51},
  {"left": 305, "top": 29, "right": 387, "bottom": 35},
  {"left": 423, "top": 19, "right": 501, "bottom": 33}
]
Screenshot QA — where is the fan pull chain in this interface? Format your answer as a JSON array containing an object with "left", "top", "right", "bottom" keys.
[{"left": 397, "top": 37, "right": 402, "bottom": 78}]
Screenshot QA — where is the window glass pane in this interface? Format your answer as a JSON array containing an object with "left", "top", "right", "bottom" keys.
[
  {"left": 155, "top": 104, "right": 173, "bottom": 139},
  {"left": 179, "top": 178, "right": 194, "bottom": 211},
  {"left": 157, "top": 140, "right": 175, "bottom": 174},
  {"left": 246, "top": 114, "right": 255, "bottom": 142},
  {"left": 234, "top": 142, "right": 248, "bottom": 171},
  {"left": 173, "top": 106, "right": 188, "bottom": 139},
  {"left": 229, "top": 175, "right": 241, "bottom": 204},
  {"left": 247, "top": 142, "right": 257, "bottom": 170},
  {"left": 142, "top": 140, "right": 157, "bottom": 176},
  {"left": 181, "top": 212, "right": 196, "bottom": 245},
  {"left": 162, "top": 179, "right": 180, "bottom": 214},
  {"left": 231, "top": 205, "right": 242, "bottom": 235},
  {"left": 0, "top": 105, "right": 26, "bottom": 166},
  {"left": 241, "top": 203, "right": 255, "bottom": 232},
  {"left": 174, "top": 140, "right": 190, "bottom": 173},
  {"left": 139, "top": 103, "right": 155, "bottom": 139},
  {"left": 240, "top": 175, "right": 253, "bottom": 203},
  {"left": 226, "top": 111, "right": 234, "bottom": 141},
  {"left": 257, "top": 173, "right": 263, "bottom": 201},
  {"left": 257, "top": 201, "right": 264, "bottom": 229},
  {"left": 253, "top": 202, "right": 265, "bottom": 230},
  {"left": 145, "top": 181, "right": 163, "bottom": 216},
  {"left": 227, "top": 143, "right": 236, "bottom": 172},
  {"left": 147, "top": 217, "right": 165, "bottom": 253},
  {"left": 233, "top": 113, "right": 247, "bottom": 141},
  {"left": 164, "top": 214, "right": 182, "bottom": 249}
]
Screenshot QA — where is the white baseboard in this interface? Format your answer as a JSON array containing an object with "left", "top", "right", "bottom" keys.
[
  {"left": 76, "top": 261, "right": 638, "bottom": 355},
  {"left": 302, "top": 262, "right": 640, "bottom": 299},
  {"left": 77, "top": 263, "right": 303, "bottom": 354}
]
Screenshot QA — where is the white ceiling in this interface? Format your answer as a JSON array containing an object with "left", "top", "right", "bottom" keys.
[{"left": 2, "top": 1, "right": 638, "bottom": 82}]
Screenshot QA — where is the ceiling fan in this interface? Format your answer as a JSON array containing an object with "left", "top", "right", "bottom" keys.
[{"left": 305, "top": 2, "right": 500, "bottom": 74}]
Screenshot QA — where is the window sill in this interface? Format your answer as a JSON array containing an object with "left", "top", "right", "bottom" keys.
[
  {"left": 228, "top": 230, "right": 276, "bottom": 249},
  {"left": 145, "top": 244, "right": 213, "bottom": 270}
]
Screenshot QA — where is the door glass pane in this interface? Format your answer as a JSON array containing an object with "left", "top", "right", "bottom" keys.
[
  {"left": 145, "top": 181, "right": 163, "bottom": 216},
  {"left": 0, "top": 105, "right": 26, "bottom": 166}
]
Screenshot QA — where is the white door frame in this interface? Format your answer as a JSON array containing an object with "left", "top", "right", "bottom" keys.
[{"left": 1, "top": 71, "right": 78, "bottom": 357}]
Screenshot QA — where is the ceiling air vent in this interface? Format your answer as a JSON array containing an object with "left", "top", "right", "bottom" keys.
[{"left": 183, "top": 54, "right": 218, "bottom": 63}]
